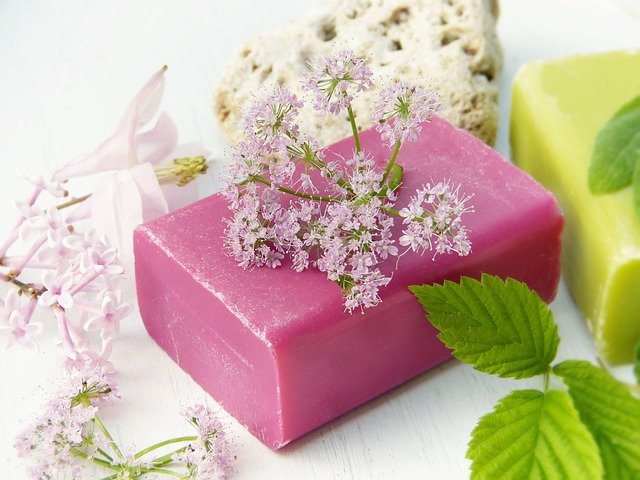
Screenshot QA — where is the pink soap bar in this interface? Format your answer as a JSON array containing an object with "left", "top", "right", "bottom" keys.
[{"left": 134, "top": 118, "right": 563, "bottom": 449}]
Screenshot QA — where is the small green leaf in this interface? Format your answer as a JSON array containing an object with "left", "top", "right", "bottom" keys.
[
  {"left": 410, "top": 274, "right": 559, "bottom": 378},
  {"left": 468, "top": 389, "right": 602, "bottom": 480},
  {"left": 554, "top": 360, "right": 640, "bottom": 479},
  {"left": 634, "top": 341, "right": 640, "bottom": 385},
  {"left": 588, "top": 94, "right": 640, "bottom": 194}
]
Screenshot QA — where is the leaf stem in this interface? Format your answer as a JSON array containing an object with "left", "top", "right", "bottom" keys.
[
  {"left": 381, "top": 140, "right": 402, "bottom": 184},
  {"left": 134, "top": 435, "right": 196, "bottom": 459}
]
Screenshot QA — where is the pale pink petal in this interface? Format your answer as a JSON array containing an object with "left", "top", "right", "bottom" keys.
[
  {"left": 52, "top": 130, "right": 132, "bottom": 180},
  {"left": 129, "top": 163, "right": 169, "bottom": 221},
  {"left": 160, "top": 181, "right": 199, "bottom": 212},
  {"left": 90, "top": 170, "right": 144, "bottom": 269},
  {"left": 135, "top": 112, "right": 178, "bottom": 165},
  {"left": 19, "top": 337, "right": 38, "bottom": 351},
  {"left": 37, "top": 291, "right": 54, "bottom": 308},
  {"left": 123, "top": 66, "right": 167, "bottom": 132},
  {"left": 84, "top": 316, "right": 102, "bottom": 332},
  {"left": 52, "top": 67, "right": 167, "bottom": 180},
  {"left": 57, "top": 292, "right": 74, "bottom": 310},
  {"left": 24, "top": 322, "right": 43, "bottom": 336}
]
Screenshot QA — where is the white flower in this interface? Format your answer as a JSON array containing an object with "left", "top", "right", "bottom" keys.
[
  {"left": 0, "top": 310, "right": 43, "bottom": 350},
  {"left": 39, "top": 271, "right": 75, "bottom": 309},
  {"left": 85, "top": 294, "right": 132, "bottom": 341}
]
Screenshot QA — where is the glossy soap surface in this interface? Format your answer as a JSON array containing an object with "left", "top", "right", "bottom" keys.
[
  {"left": 135, "top": 118, "right": 563, "bottom": 449},
  {"left": 511, "top": 50, "right": 640, "bottom": 364}
]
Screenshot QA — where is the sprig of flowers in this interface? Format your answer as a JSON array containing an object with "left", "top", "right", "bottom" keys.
[
  {"left": 0, "top": 67, "right": 209, "bottom": 370},
  {"left": 15, "top": 366, "right": 233, "bottom": 480},
  {"left": 224, "top": 49, "right": 473, "bottom": 312}
]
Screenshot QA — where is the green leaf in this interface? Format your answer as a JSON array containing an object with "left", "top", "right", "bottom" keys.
[
  {"left": 554, "top": 360, "right": 640, "bottom": 479},
  {"left": 588, "top": 94, "right": 640, "bottom": 194},
  {"left": 634, "top": 341, "right": 640, "bottom": 385},
  {"left": 633, "top": 161, "right": 640, "bottom": 218},
  {"left": 410, "top": 274, "right": 559, "bottom": 378},
  {"left": 468, "top": 389, "right": 602, "bottom": 480}
]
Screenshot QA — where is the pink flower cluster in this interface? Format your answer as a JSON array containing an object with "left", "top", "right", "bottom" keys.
[
  {"left": 372, "top": 80, "right": 442, "bottom": 145},
  {"left": 225, "top": 50, "right": 473, "bottom": 312},
  {"left": 0, "top": 175, "right": 130, "bottom": 368},
  {"left": 302, "top": 49, "right": 374, "bottom": 114},
  {"left": 0, "top": 67, "right": 209, "bottom": 369},
  {"left": 15, "top": 365, "right": 233, "bottom": 480},
  {"left": 174, "top": 405, "right": 233, "bottom": 480},
  {"left": 15, "top": 364, "right": 118, "bottom": 479}
]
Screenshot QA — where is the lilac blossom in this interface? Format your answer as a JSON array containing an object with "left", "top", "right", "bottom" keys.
[
  {"left": 372, "top": 80, "right": 441, "bottom": 145},
  {"left": 0, "top": 306, "right": 42, "bottom": 350},
  {"left": 303, "top": 49, "right": 374, "bottom": 114},
  {"left": 0, "top": 175, "right": 131, "bottom": 368}
]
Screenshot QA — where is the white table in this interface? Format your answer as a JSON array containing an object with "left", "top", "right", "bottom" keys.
[{"left": 0, "top": 1, "right": 638, "bottom": 478}]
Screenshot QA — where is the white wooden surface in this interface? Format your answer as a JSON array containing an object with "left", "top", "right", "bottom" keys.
[{"left": 0, "top": 1, "right": 638, "bottom": 478}]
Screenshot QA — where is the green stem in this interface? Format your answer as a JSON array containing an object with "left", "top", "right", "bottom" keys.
[
  {"left": 347, "top": 104, "right": 361, "bottom": 153},
  {"left": 93, "top": 415, "right": 125, "bottom": 461},
  {"left": 94, "top": 445, "right": 114, "bottom": 463},
  {"left": 70, "top": 447, "right": 117, "bottom": 471},
  {"left": 144, "top": 468, "right": 184, "bottom": 477},
  {"left": 252, "top": 175, "right": 342, "bottom": 203},
  {"left": 381, "top": 140, "right": 402, "bottom": 184},
  {"left": 150, "top": 445, "right": 190, "bottom": 466},
  {"left": 543, "top": 370, "right": 551, "bottom": 391},
  {"left": 134, "top": 436, "right": 196, "bottom": 459},
  {"left": 381, "top": 206, "right": 402, "bottom": 217}
]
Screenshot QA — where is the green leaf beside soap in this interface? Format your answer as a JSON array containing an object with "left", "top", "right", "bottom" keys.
[
  {"left": 410, "top": 274, "right": 559, "bottom": 379},
  {"left": 588, "top": 93, "right": 640, "bottom": 216}
]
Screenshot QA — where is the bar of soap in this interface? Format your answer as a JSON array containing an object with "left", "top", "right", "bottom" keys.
[
  {"left": 134, "top": 118, "right": 563, "bottom": 449},
  {"left": 511, "top": 50, "right": 640, "bottom": 364}
]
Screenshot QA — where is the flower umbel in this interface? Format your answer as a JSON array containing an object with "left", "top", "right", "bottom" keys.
[
  {"left": 225, "top": 49, "right": 473, "bottom": 312},
  {"left": 303, "top": 49, "right": 374, "bottom": 115},
  {"left": 15, "top": 369, "right": 233, "bottom": 480},
  {"left": 373, "top": 80, "right": 441, "bottom": 145}
]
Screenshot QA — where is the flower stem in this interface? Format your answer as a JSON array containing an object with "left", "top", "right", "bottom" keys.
[
  {"left": 56, "top": 193, "right": 91, "bottom": 211},
  {"left": 144, "top": 468, "right": 184, "bottom": 477},
  {"left": 54, "top": 308, "right": 78, "bottom": 358},
  {"left": 13, "top": 237, "right": 47, "bottom": 275},
  {"left": 94, "top": 445, "right": 114, "bottom": 463},
  {"left": 381, "top": 140, "right": 402, "bottom": 184},
  {"left": 70, "top": 447, "right": 117, "bottom": 471},
  {"left": 69, "top": 270, "right": 100, "bottom": 296},
  {"left": 0, "top": 219, "right": 23, "bottom": 259},
  {"left": 347, "top": 104, "right": 361, "bottom": 153},
  {"left": 149, "top": 445, "right": 190, "bottom": 466},
  {"left": 93, "top": 415, "right": 125, "bottom": 461},
  {"left": 252, "top": 175, "right": 342, "bottom": 203},
  {"left": 134, "top": 435, "right": 196, "bottom": 459}
]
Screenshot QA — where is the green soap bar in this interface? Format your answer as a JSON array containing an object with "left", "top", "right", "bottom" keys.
[{"left": 511, "top": 50, "right": 640, "bottom": 364}]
